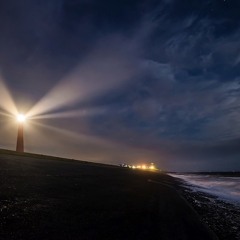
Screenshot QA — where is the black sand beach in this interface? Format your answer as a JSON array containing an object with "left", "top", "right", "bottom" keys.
[{"left": 0, "top": 150, "right": 217, "bottom": 240}]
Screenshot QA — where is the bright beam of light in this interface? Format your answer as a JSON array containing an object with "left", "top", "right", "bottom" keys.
[
  {"left": 26, "top": 120, "right": 161, "bottom": 165},
  {"left": 0, "top": 78, "right": 18, "bottom": 116},
  {"left": 30, "top": 120, "right": 112, "bottom": 145},
  {"left": 0, "top": 110, "right": 13, "bottom": 118},
  {"left": 28, "top": 120, "right": 118, "bottom": 162},
  {"left": 26, "top": 77, "right": 83, "bottom": 118},
  {"left": 29, "top": 107, "right": 107, "bottom": 120},
  {"left": 27, "top": 42, "right": 139, "bottom": 118}
]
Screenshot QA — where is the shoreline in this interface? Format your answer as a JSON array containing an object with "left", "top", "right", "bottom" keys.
[{"left": 174, "top": 177, "right": 240, "bottom": 240}]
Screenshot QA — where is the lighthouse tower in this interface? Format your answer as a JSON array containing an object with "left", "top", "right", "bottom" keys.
[{"left": 16, "top": 114, "right": 26, "bottom": 152}]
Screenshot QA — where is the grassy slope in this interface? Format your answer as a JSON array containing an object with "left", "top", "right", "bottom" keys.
[{"left": 0, "top": 150, "right": 217, "bottom": 240}]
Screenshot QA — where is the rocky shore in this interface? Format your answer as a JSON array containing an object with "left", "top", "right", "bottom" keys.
[{"left": 175, "top": 178, "right": 240, "bottom": 240}]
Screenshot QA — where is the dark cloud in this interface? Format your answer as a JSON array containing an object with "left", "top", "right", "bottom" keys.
[{"left": 0, "top": 0, "right": 239, "bottom": 171}]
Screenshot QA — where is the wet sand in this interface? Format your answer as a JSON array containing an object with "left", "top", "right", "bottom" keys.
[{"left": 0, "top": 150, "right": 217, "bottom": 240}]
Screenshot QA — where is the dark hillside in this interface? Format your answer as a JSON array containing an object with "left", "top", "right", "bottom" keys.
[{"left": 0, "top": 150, "right": 217, "bottom": 240}]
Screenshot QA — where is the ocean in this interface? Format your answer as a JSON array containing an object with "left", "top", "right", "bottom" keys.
[
  {"left": 170, "top": 172, "right": 240, "bottom": 240},
  {"left": 170, "top": 172, "right": 240, "bottom": 205}
]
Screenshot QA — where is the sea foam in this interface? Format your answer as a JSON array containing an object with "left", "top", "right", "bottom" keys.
[{"left": 170, "top": 173, "right": 240, "bottom": 205}]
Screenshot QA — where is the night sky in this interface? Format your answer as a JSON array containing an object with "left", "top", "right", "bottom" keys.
[{"left": 0, "top": 0, "right": 240, "bottom": 171}]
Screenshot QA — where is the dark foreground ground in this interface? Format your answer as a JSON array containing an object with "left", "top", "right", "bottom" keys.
[{"left": 0, "top": 150, "right": 217, "bottom": 240}]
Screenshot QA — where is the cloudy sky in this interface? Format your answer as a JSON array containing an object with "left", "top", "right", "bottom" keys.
[{"left": 0, "top": 0, "right": 239, "bottom": 171}]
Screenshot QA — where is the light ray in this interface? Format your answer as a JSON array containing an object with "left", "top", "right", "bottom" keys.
[
  {"left": 26, "top": 77, "right": 83, "bottom": 117},
  {"left": 0, "top": 110, "right": 14, "bottom": 118},
  {"left": 27, "top": 43, "right": 139, "bottom": 118},
  {"left": 0, "top": 78, "right": 18, "bottom": 116},
  {"left": 29, "top": 120, "right": 156, "bottom": 164},
  {"left": 30, "top": 120, "right": 111, "bottom": 145},
  {"left": 29, "top": 107, "right": 106, "bottom": 120}
]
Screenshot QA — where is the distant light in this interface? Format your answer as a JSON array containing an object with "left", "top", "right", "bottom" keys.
[
  {"left": 142, "top": 165, "right": 146, "bottom": 169},
  {"left": 121, "top": 163, "right": 157, "bottom": 171},
  {"left": 17, "top": 114, "right": 26, "bottom": 123}
]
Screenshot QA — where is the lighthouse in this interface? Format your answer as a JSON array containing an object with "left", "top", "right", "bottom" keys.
[{"left": 16, "top": 114, "right": 26, "bottom": 152}]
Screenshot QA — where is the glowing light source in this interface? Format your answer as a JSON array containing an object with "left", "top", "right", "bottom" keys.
[
  {"left": 121, "top": 163, "right": 157, "bottom": 171},
  {"left": 17, "top": 114, "right": 26, "bottom": 123},
  {"left": 142, "top": 165, "right": 146, "bottom": 169}
]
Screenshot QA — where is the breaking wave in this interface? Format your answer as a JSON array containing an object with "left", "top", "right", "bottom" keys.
[{"left": 170, "top": 173, "right": 240, "bottom": 205}]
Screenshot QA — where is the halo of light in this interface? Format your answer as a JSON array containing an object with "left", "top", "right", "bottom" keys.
[{"left": 17, "top": 114, "right": 26, "bottom": 123}]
